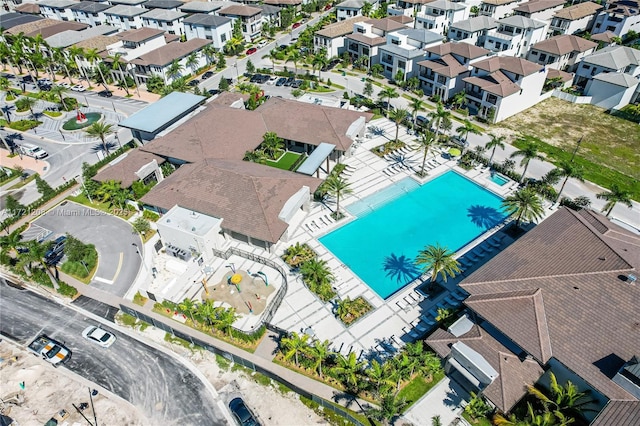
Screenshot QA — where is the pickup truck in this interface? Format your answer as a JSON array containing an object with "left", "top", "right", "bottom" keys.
[{"left": 27, "top": 335, "right": 71, "bottom": 366}]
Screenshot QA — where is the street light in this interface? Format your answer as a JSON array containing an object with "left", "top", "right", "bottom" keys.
[{"left": 132, "top": 243, "right": 147, "bottom": 270}]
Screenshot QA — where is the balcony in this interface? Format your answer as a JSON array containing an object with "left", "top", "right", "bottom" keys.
[
  {"left": 466, "top": 89, "right": 483, "bottom": 101},
  {"left": 486, "top": 30, "right": 515, "bottom": 41},
  {"left": 387, "top": 4, "right": 412, "bottom": 16}
]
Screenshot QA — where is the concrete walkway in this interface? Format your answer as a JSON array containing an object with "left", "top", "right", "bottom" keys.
[{"left": 403, "top": 375, "right": 469, "bottom": 426}]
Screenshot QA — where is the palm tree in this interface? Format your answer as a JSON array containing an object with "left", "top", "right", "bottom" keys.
[
  {"left": 84, "top": 48, "right": 108, "bottom": 90},
  {"left": 389, "top": 107, "right": 409, "bottom": 142},
  {"left": 428, "top": 102, "right": 451, "bottom": 144},
  {"left": 528, "top": 372, "right": 595, "bottom": 420},
  {"left": 415, "top": 243, "right": 461, "bottom": 283},
  {"left": 420, "top": 351, "right": 443, "bottom": 382},
  {"left": 501, "top": 188, "right": 545, "bottom": 227},
  {"left": 456, "top": 119, "right": 481, "bottom": 149},
  {"left": 68, "top": 45, "right": 88, "bottom": 85},
  {"left": 0, "top": 228, "right": 23, "bottom": 256},
  {"left": 166, "top": 59, "right": 184, "bottom": 83},
  {"left": 414, "top": 129, "right": 438, "bottom": 176},
  {"left": 366, "top": 359, "right": 395, "bottom": 396},
  {"left": 178, "top": 298, "right": 198, "bottom": 323},
  {"left": 84, "top": 122, "right": 114, "bottom": 154},
  {"left": 553, "top": 161, "right": 584, "bottom": 203},
  {"left": 511, "top": 141, "right": 544, "bottom": 184},
  {"left": 409, "top": 97, "right": 424, "bottom": 130},
  {"left": 49, "top": 84, "right": 68, "bottom": 110},
  {"left": 309, "top": 339, "right": 332, "bottom": 377},
  {"left": 18, "top": 239, "right": 59, "bottom": 290},
  {"left": 201, "top": 44, "right": 216, "bottom": 67},
  {"left": 361, "top": 1, "right": 373, "bottom": 16},
  {"left": 378, "top": 86, "right": 399, "bottom": 115},
  {"left": 260, "top": 131, "right": 284, "bottom": 159},
  {"left": 452, "top": 91, "right": 466, "bottom": 110},
  {"left": 332, "top": 352, "right": 366, "bottom": 390},
  {"left": 196, "top": 299, "right": 217, "bottom": 328},
  {"left": 280, "top": 332, "right": 309, "bottom": 366},
  {"left": 299, "top": 258, "right": 334, "bottom": 289},
  {"left": 312, "top": 53, "right": 328, "bottom": 79},
  {"left": 212, "top": 307, "right": 237, "bottom": 335},
  {"left": 263, "top": 49, "right": 279, "bottom": 72},
  {"left": 485, "top": 133, "right": 506, "bottom": 167},
  {"left": 108, "top": 52, "right": 131, "bottom": 95},
  {"left": 185, "top": 52, "right": 199, "bottom": 75},
  {"left": 366, "top": 390, "right": 408, "bottom": 425},
  {"left": 596, "top": 184, "right": 633, "bottom": 217},
  {"left": 15, "top": 96, "right": 37, "bottom": 118},
  {"left": 324, "top": 175, "right": 352, "bottom": 219},
  {"left": 286, "top": 50, "right": 301, "bottom": 75},
  {"left": 243, "top": 149, "right": 268, "bottom": 164}
]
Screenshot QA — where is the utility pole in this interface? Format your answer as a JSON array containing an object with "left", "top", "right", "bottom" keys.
[{"left": 570, "top": 135, "right": 583, "bottom": 163}]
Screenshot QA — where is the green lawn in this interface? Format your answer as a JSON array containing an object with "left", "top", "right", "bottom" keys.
[
  {"left": 462, "top": 411, "right": 493, "bottom": 426},
  {"left": 398, "top": 371, "right": 445, "bottom": 411},
  {"left": 266, "top": 151, "right": 302, "bottom": 171}
]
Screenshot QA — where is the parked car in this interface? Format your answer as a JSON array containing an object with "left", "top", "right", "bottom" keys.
[
  {"left": 45, "top": 235, "right": 66, "bottom": 264},
  {"left": 292, "top": 22, "right": 301, "bottom": 29},
  {"left": 324, "top": 3, "right": 332, "bottom": 10},
  {"left": 19, "top": 143, "right": 48, "bottom": 159},
  {"left": 416, "top": 115, "right": 428, "bottom": 127},
  {"left": 57, "top": 82, "right": 70, "bottom": 89},
  {"left": 71, "top": 84, "right": 86, "bottom": 92},
  {"left": 250, "top": 74, "right": 262, "bottom": 83},
  {"left": 97, "top": 90, "right": 113, "bottom": 97},
  {"left": 278, "top": 44, "right": 288, "bottom": 51},
  {"left": 37, "top": 78, "right": 52, "bottom": 85},
  {"left": 228, "top": 397, "right": 260, "bottom": 426},
  {"left": 291, "top": 79, "right": 302, "bottom": 88},
  {"left": 275, "top": 77, "right": 287, "bottom": 87},
  {"left": 259, "top": 74, "right": 270, "bottom": 84},
  {"left": 266, "top": 76, "right": 278, "bottom": 85},
  {"left": 22, "top": 75, "right": 34, "bottom": 83},
  {"left": 188, "top": 79, "right": 200, "bottom": 87},
  {"left": 203, "top": 71, "right": 214, "bottom": 79},
  {"left": 27, "top": 335, "right": 71, "bottom": 366},
  {"left": 246, "top": 47, "right": 257, "bottom": 55},
  {"left": 283, "top": 77, "right": 295, "bottom": 87},
  {"left": 257, "top": 40, "right": 267, "bottom": 48},
  {"left": 38, "top": 84, "right": 51, "bottom": 91},
  {"left": 82, "top": 326, "right": 116, "bottom": 348},
  {"left": 207, "top": 89, "right": 220, "bottom": 96}
]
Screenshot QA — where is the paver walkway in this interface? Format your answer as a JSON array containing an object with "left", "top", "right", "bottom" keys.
[{"left": 254, "top": 330, "right": 280, "bottom": 361}]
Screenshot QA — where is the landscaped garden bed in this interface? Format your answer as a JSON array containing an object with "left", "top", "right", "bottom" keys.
[
  {"left": 336, "top": 296, "right": 373, "bottom": 326},
  {"left": 281, "top": 242, "right": 317, "bottom": 268},
  {"left": 372, "top": 140, "right": 406, "bottom": 158}
]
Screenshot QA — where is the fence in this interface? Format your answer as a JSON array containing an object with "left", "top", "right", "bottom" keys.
[
  {"left": 552, "top": 89, "right": 592, "bottom": 104},
  {"left": 119, "top": 304, "right": 367, "bottom": 426}
]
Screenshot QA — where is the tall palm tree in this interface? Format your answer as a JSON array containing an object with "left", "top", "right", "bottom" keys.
[
  {"left": 413, "top": 129, "right": 438, "bottom": 176},
  {"left": 332, "top": 352, "right": 366, "bottom": 390},
  {"left": 185, "top": 52, "right": 199, "bottom": 75},
  {"left": 409, "top": 97, "right": 424, "bottom": 131},
  {"left": 68, "top": 46, "right": 88, "bottom": 85},
  {"left": 177, "top": 298, "right": 198, "bottom": 323},
  {"left": 286, "top": 50, "right": 301, "bottom": 75},
  {"left": 51, "top": 47, "right": 74, "bottom": 85},
  {"left": 280, "top": 332, "right": 309, "bottom": 366},
  {"left": 366, "top": 359, "right": 395, "bottom": 396},
  {"left": 260, "top": 131, "right": 284, "bottom": 159},
  {"left": 201, "top": 44, "right": 216, "bottom": 66},
  {"left": 389, "top": 107, "right": 409, "bottom": 142},
  {"left": 415, "top": 243, "right": 460, "bottom": 283},
  {"left": 452, "top": 91, "right": 467, "bottom": 110},
  {"left": 596, "top": 184, "right": 632, "bottom": 217},
  {"left": 309, "top": 339, "right": 332, "bottom": 377},
  {"left": 212, "top": 307, "right": 237, "bottom": 335},
  {"left": 196, "top": 299, "right": 217, "bottom": 328},
  {"left": 0, "top": 228, "right": 23, "bottom": 256},
  {"left": 49, "top": 84, "right": 68, "bottom": 110},
  {"left": 84, "top": 122, "right": 114, "bottom": 154},
  {"left": 263, "top": 49, "right": 279, "bottom": 72},
  {"left": 108, "top": 53, "right": 130, "bottom": 95},
  {"left": 18, "top": 239, "right": 59, "bottom": 290},
  {"left": 324, "top": 175, "right": 352, "bottom": 218},
  {"left": 378, "top": 86, "right": 399, "bottom": 115},
  {"left": 428, "top": 102, "right": 451, "bottom": 145},
  {"left": 501, "top": 188, "right": 545, "bottom": 227},
  {"left": 456, "top": 119, "right": 481, "bottom": 150},
  {"left": 553, "top": 160, "right": 584, "bottom": 203},
  {"left": 366, "top": 390, "right": 408, "bottom": 426},
  {"left": 299, "top": 258, "right": 335, "bottom": 295},
  {"left": 528, "top": 372, "right": 595, "bottom": 421},
  {"left": 84, "top": 48, "right": 108, "bottom": 90},
  {"left": 485, "top": 133, "right": 506, "bottom": 167},
  {"left": 312, "top": 53, "right": 328, "bottom": 79},
  {"left": 16, "top": 96, "right": 37, "bottom": 118},
  {"left": 511, "top": 141, "right": 544, "bottom": 184}
]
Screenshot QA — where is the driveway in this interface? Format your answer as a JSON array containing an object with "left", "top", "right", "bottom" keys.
[
  {"left": 33, "top": 201, "right": 141, "bottom": 296},
  {"left": 402, "top": 375, "right": 470, "bottom": 426}
]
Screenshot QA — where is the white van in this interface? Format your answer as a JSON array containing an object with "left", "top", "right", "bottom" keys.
[{"left": 20, "top": 143, "right": 48, "bottom": 159}]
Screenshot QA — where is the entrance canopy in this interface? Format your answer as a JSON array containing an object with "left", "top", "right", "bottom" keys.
[{"left": 296, "top": 143, "right": 336, "bottom": 176}]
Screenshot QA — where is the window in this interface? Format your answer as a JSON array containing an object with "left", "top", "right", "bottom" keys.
[
  {"left": 495, "top": 42, "right": 501, "bottom": 49},
  {"left": 437, "top": 75, "right": 446, "bottom": 84},
  {"left": 221, "top": 33, "right": 227, "bottom": 42},
  {"left": 392, "top": 39, "right": 400, "bottom": 45},
  {"left": 357, "top": 27, "right": 365, "bottom": 33},
  {"left": 486, "top": 94, "right": 498, "bottom": 104},
  {"left": 582, "top": 64, "right": 590, "bottom": 70},
  {"left": 531, "top": 51, "right": 538, "bottom": 55},
  {"left": 539, "top": 53, "right": 547, "bottom": 61}
]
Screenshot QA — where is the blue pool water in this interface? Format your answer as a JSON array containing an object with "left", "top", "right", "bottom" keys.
[
  {"left": 489, "top": 173, "right": 509, "bottom": 186},
  {"left": 319, "top": 171, "right": 506, "bottom": 299}
]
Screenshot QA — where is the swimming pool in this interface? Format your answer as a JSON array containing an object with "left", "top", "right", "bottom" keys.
[
  {"left": 319, "top": 171, "right": 506, "bottom": 299},
  {"left": 489, "top": 173, "right": 509, "bottom": 186}
]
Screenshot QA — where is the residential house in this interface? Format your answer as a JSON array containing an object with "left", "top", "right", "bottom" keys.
[
  {"left": 417, "top": 41, "right": 490, "bottom": 100},
  {"left": 483, "top": 15, "right": 548, "bottom": 57},
  {"left": 479, "top": 0, "right": 526, "bottom": 19},
  {"left": 527, "top": 34, "right": 598, "bottom": 72},
  {"left": 574, "top": 44, "right": 640, "bottom": 87},
  {"left": 38, "top": 0, "right": 78, "bottom": 21},
  {"left": 263, "top": 0, "right": 303, "bottom": 12},
  {"left": 513, "top": 0, "right": 564, "bottom": 22},
  {"left": 143, "top": 0, "right": 184, "bottom": 11},
  {"left": 448, "top": 15, "right": 498, "bottom": 46},
  {"left": 314, "top": 16, "right": 368, "bottom": 58},
  {"left": 45, "top": 24, "right": 119, "bottom": 48},
  {"left": 592, "top": 0, "right": 640, "bottom": 37},
  {"left": 69, "top": 2, "right": 112, "bottom": 27},
  {"left": 13, "top": 3, "right": 41, "bottom": 15},
  {"left": 105, "top": 27, "right": 168, "bottom": 62},
  {"left": 463, "top": 55, "right": 547, "bottom": 122},
  {"left": 218, "top": 4, "right": 263, "bottom": 42},
  {"left": 178, "top": 1, "right": 227, "bottom": 15},
  {"left": 591, "top": 30, "right": 618, "bottom": 46},
  {"left": 108, "top": 0, "right": 148, "bottom": 8},
  {"left": 346, "top": 17, "right": 409, "bottom": 68},
  {"left": 378, "top": 28, "right": 443, "bottom": 80},
  {"left": 414, "top": 0, "right": 468, "bottom": 35},
  {"left": 427, "top": 207, "right": 640, "bottom": 419},
  {"left": 182, "top": 14, "right": 233, "bottom": 50},
  {"left": 258, "top": 4, "right": 282, "bottom": 29},
  {"left": 104, "top": 5, "right": 147, "bottom": 30},
  {"left": 585, "top": 71, "right": 639, "bottom": 109},
  {"left": 336, "top": 0, "right": 379, "bottom": 21},
  {"left": 141, "top": 8, "right": 187, "bottom": 35},
  {"left": 6, "top": 18, "right": 88, "bottom": 38},
  {"left": 131, "top": 38, "right": 211, "bottom": 83},
  {"left": 548, "top": 2, "right": 602, "bottom": 36}
]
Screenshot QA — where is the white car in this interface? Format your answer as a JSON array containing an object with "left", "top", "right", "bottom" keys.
[
  {"left": 71, "top": 84, "right": 86, "bottom": 92},
  {"left": 266, "top": 76, "right": 278, "bottom": 85},
  {"left": 82, "top": 326, "right": 116, "bottom": 348},
  {"left": 57, "top": 82, "right": 70, "bottom": 88},
  {"left": 257, "top": 40, "right": 267, "bottom": 48}
]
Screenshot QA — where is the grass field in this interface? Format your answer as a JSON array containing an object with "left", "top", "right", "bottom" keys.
[
  {"left": 266, "top": 151, "right": 302, "bottom": 171},
  {"left": 494, "top": 97, "right": 640, "bottom": 200}
]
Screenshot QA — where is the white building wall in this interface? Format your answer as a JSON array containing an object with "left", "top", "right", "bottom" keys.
[
  {"left": 107, "top": 36, "right": 167, "bottom": 61},
  {"left": 72, "top": 10, "right": 107, "bottom": 27},
  {"left": 586, "top": 78, "right": 638, "bottom": 110},
  {"left": 106, "top": 14, "right": 144, "bottom": 30},
  {"left": 337, "top": 7, "right": 361, "bottom": 21},
  {"left": 143, "top": 18, "right": 185, "bottom": 35},
  {"left": 314, "top": 35, "right": 344, "bottom": 57},
  {"left": 494, "top": 70, "right": 546, "bottom": 121},
  {"left": 184, "top": 22, "right": 233, "bottom": 50},
  {"left": 593, "top": 11, "right": 640, "bottom": 36},
  {"left": 41, "top": 6, "right": 75, "bottom": 21},
  {"left": 550, "top": 16, "right": 595, "bottom": 35}
]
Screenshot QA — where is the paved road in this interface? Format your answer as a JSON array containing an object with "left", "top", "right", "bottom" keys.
[
  {"left": 0, "top": 277, "right": 228, "bottom": 426},
  {"left": 33, "top": 202, "right": 141, "bottom": 297}
]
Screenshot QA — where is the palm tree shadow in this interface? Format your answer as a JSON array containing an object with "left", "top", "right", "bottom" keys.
[
  {"left": 89, "top": 141, "right": 117, "bottom": 154},
  {"left": 367, "top": 125, "right": 385, "bottom": 136},
  {"left": 467, "top": 205, "right": 504, "bottom": 229},
  {"left": 383, "top": 253, "right": 421, "bottom": 283}
]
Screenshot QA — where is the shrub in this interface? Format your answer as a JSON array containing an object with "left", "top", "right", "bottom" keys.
[
  {"left": 57, "top": 281, "right": 78, "bottom": 297},
  {"left": 9, "top": 120, "right": 41, "bottom": 131},
  {"left": 142, "top": 209, "right": 160, "bottom": 222},
  {"left": 61, "top": 97, "right": 78, "bottom": 111}
]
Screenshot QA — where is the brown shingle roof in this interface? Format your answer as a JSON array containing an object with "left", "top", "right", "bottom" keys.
[
  {"left": 463, "top": 70, "right": 522, "bottom": 97},
  {"left": 546, "top": 67, "right": 573, "bottom": 82},
  {"left": 218, "top": 4, "right": 262, "bottom": 16},
  {"left": 473, "top": 55, "right": 542, "bottom": 76},
  {"left": 365, "top": 17, "right": 408, "bottom": 32},
  {"left": 94, "top": 150, "right": 166, "bottom": 187},
  {"left": 513, "top": 0, "right": 564, "bottom": 14},
  {"left": 460, "top": 207, "right": 640, "bottom": 401},
  {"left": 388, "top": 14, "right": 414, "bottom": 24},
  {"left": 73, "top": 35, "right": 119, "bottom": 51},
  {"left": 531, "top": 34, "right": 597, "bottom": 55},
  {"left": 427, "top": 324, "right": 544, "bottom": 412},
  {"left": 591, "top": 400, "right": 640, "bottom": 426},
  {"left": 345, "top": 33, "right": 386, "bottom": 46},
  {"left": 591, "top": 30, "right": 617, "bottom": 43},
  {"left": 117, "top": 27, "right": 165, "bottom": 43},
  {"left": 264, "top": 0, "right": 302, "bottom": 5},
  {"left": 23, "top": 21, "right": 89, "bottom": 38},
  {"left": 6, "top": 18, "right": 64, "bottom": 35},
  {"left": 482, "top": 0, "right": 518, "bottom": 5},
  {"left": 316, "top": 16, "right": 368, "bottom": 38},
  {"left": 417, "top": 54, "right": 469, "bottom": 78},
  {"left": 553, "top": 1, "right": 602, "bottom": 20},
  {"left": 14, "top": 3, "right": 40, "bottom": 14},
  {"left": 132, "top": 38, "right": 211, "bottom": 66},
  {"left": 140, "top": 158, "right": 321, "bottom": 243},
  {"left": 426, "top": 41, "right": 490, "bottom": 59}
]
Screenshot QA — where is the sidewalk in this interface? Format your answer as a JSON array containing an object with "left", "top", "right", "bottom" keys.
[{"left": 0, "top": 150, "right": 50, "bottom": 178}]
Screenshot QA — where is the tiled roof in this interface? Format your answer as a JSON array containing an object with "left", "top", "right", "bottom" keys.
[
  {"left": 426, "top": 41, "right": 490, "bottom": 59},
  {"left": 591, "top": 30, "right": 617, "bottom": 43},
  {"left": 581, "top": 45, "right": 640, "bottom": 69},
  {"left": 104, "top": 4, "right": 148, "bottom": 16},
  {"left": 338, "top": 0, "right": 368, "bottom": 9},
  {"left": 464, "top": 70, "right": 522, "bottom": 97},
  {"left": 14, "top": 3, "right": 41, "bottom": 14},
  {"left": 183, "top": 14, "right": 232, "bottom": 27},
  {"left": 346, "top": 32, "right": 386, "bottom": 46},
  {"left": 264, "top": 0, "right": 302, "bottom": 5},
  {"left": 397, "top": 28, "right": 442, "bottom": 44},
  {"left": 417, "top": 54, "right": 469, "bottom": 77},
  {"left": 316, "top": 16, "right": 368, "bottom": 38},
  {"left": 482, "top": 0, "right": 518, "bottom": 5},
  {"left": 546, "top": 67, "right": 573, "bottom": 82},
  {"left": 37, "top": 0, "right": 78, "bottom": 8},
  {"left": 591, "top": 400, "right": 640, "bottom": 426},
  {"left": 132, "top": 38, "right": 211, "bottom": 66},
  {"left": 460, "top": 207, "right": 640, "bottom": 401},
  {"left": 428, "top": 0, "right": 466, "bottom": 11},
  {"left": 531, "top": 34, "right": 597, "bottom": 55},
  {"left": 450, "top": 15, "right": 498, "bottom": 32},
  {"left": 427, "top": 324, "right": 544, "bottom": 412},
  {"left": 592, "top": 71, "right": 639, "bottom": 88},
  {"left": 365, "top": 17, "right": 408, "bottom": 32},
  {"left": 140, "top": 8, "right": 187, "bottom": 20},
  {"left": 69, "top": 2, "right": 112, "bottom": 13},
  {"left": 140, "top": 158, "right": 321, "bottom": 244},
  {"left": 1, "top": 13, "right": 42, "bottom": 31},
  {"left": 143, "top": 0, "right": 184, "bottom": 9},
  {"left": 606, "top": 0, "right": 640, "bottom": 17},
  {"left": 498, "top": 15, "right": 547, "bottom": 29},
  {"left": 472, "top": 55, "right": 542, "bottom": 76},
  {"left": 73, "top": 35, "right": 118, "bottom": 51},
  {"left": 117, "top": 27, "right": 165, "bottom": 43},
  {"left": 218, "top": 4, "right": 262, "bottom": 16},
  {"left": 388, "top": 14, "right": 414, "bottom": 24},
  {"left": 5, "top": 17, "right": 59, "bottom": 35},
  {"left": 179, "top": 1, "right": 225, "bottom": 13},
  {"left": 553, "top": 1, "right": 602, "bottom": 20},
  {"left": 22, "top": 21, "right": 89, "bottom": 38},
  {"left": 94, "top": 150, "right": 166, "bottom": 187},
  {"left": 513, "top": 0, "right": 564, "bottom": 14}
]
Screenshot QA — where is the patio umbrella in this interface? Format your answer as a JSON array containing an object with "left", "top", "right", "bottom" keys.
[{"left": 449, "top": 147, "right": 462, "bottom": 157}]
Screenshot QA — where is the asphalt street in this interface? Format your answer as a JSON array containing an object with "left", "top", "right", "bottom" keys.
[
  {"left": 33, "top": 202, "right": 141, "bottom": 297},
  {"left": 0, "top": 278, "right": 228, "bottom": 426}
]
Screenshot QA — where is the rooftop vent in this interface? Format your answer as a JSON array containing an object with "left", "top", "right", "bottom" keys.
[{"left": 628, "top": 274, "right": 637, "bottom": 285}]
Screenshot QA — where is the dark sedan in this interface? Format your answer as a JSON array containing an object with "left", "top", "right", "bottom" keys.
[{"left": 229, "top": 398, "right": 260, "bottom": 426}]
